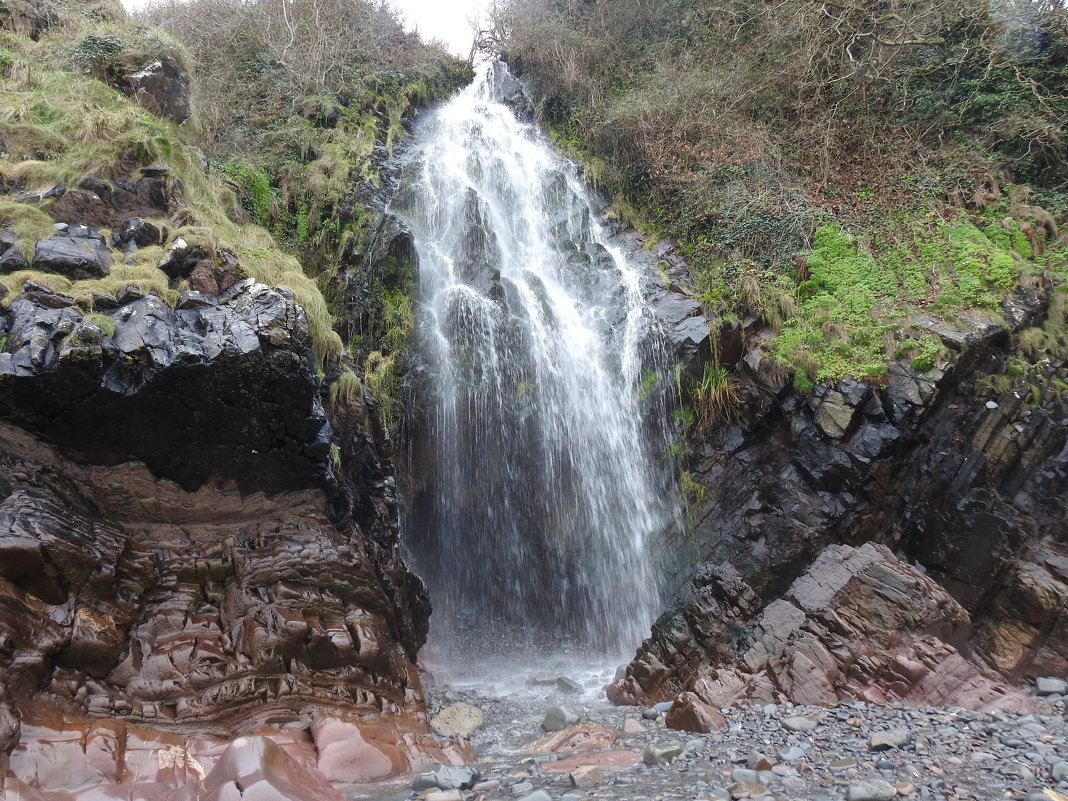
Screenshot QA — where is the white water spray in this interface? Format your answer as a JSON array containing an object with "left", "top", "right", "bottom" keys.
[{"left": 395, "top": 64, "right": 678, "bottom": 671}]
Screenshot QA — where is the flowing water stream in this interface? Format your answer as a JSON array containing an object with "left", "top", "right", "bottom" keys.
[{"left": 393, "top": 63, "right": 680, "bottom": 679}]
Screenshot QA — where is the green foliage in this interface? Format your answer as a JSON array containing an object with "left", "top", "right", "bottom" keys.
[
  {"left": 636, "top": 369, "right": 659, "bottom": 401},
  {"left": 492, "top": 0, "right": 1067, "bottom": 387},
  {"left": 678, "top": 469, "right": 705, "bottom": 525},
  {"left": 894, "top": 333, "right": 945, "bottom": 373},
  {"left": 691, "top": 364, "right": 738, "bottom": 432},
  {"left": 142, "top": 0, "right": 472, "bottom": 275},
  {"left": 69, "top": 32, "right": 122, "bottom": 73},
  {"left": 363, "top": 350, "right": 398, "bottom": 429},
  {"left": 221, "top": 162, "right": 273, "bottom": 228},
  {"left": 771, "top": 217, "right": 1035, "bottom": 382}
]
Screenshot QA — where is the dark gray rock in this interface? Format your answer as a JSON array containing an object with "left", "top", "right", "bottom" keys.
[
  {"left": 1037, "top": 677, "right": 1067, "bottom": 696},
  {"left": 542, "top": 704, "right": 581, "bottom": 732},
  {"left": 411, "top": 763, "right": 480, "bottom": 791},
  {"left": 846, "top": 779, "right": 897, "bottom": 801},
  {"left": 0, "top": 228, "right": 28, "bottom": 273},
  {"left": 110, "top": 217, "right": 162, "bottom": 250},
  {"left": 125, "top": 56, "right": 190, "bottom": 124},
  {"left": 32, "top": 231, "right": 111, "bottom": 279},
  {"left": 158, "top": 236, "right": 209, "bottom": 279},
  {"left": 0, "top": 280, "right": 330, "bottom": 495}
]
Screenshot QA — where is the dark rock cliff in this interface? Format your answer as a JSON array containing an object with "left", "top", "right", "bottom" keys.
[
  {"left": 0, "top": 272, "right": 452, "bottom": 795},
  {"left": 614, "top": 259, "right": 1068, "bottom": 710}
]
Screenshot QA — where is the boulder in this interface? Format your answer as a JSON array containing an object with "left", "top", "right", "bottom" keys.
[
  {"left": 158, "top": 236, "right": 210, "bottom": 279},
  {"left": 527, "top": 722, "right": 619, "bottom": 753},
  {"left": 110, "top": 217, "right": 161, "bottom": 250},
  {"left": 430, "top": 701, "right": 486, "bottom": 738},
  {"left": 611, "top": 544, "right": 1035, "bottom": 713},
  {"left": 125, "top": 56, "right": 191, "bottom": 123},
  {"left": 0, "top": 228, "right": 28, "bottom": 273},
  {"left": 48, "top": 173, "right": 180, "bottom": 229},
  {"left": 201, "top": 736, "right": 343, "bottom": 801},
  {"left": 664, "top": 692, "right": 725, "bottom": 733},
  {"left": 542, "top": 704, "right": 581, "bottom": 732},
  {"left": 412, "top": 764, "right": 480, "bottom": 791},
  {"left": 31, "top": 230, "right": 111, "bottom": 279}
]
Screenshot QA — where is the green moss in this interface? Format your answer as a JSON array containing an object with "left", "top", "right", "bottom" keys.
[
  {"left": 83, "top": 311, "right": 115, "bottom": 337},
  {"left": 363, "top": 350, "right": 398, "bottom": 428},
  {"left": 221, "top": 162, "right": 274, "bottom": 228},
  {"left": 679, "top": 469, "right": 706, "bottom": 525},
  {"left": 770, "top": 218, "right": 1035, "bottom": 383}
]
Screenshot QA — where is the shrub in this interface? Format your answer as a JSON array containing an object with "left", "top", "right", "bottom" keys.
[{"left": 691, "top": 364, "right": 739, "bottom": 432}]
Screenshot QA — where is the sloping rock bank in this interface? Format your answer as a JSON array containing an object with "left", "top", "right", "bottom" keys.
[
  {"left": 0, "top": 275, "right": 454, "bottom": 797},
  {"left": 616, "top": 269, "right": 1067, "bottom": 712}
]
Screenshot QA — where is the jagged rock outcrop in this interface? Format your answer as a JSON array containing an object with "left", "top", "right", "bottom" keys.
[
  {"left": 125, "top": 56, "right": 191, "bottom": 124},
  {"left": 16, "top": 168, "right": 182, "bottom": 228},
  {"left": 0, "top": 274, "right": 449, "bottom": 796},
  {"left": 619, "top": 267, "right": 1067, "bottom": 711},
  {"left": 610, "top": 543, "right": 1035, "bottom": 713}
]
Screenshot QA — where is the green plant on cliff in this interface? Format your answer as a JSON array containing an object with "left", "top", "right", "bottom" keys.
[
  {"left": 691, "top": 363, "right": 739, "bottom": 432},
  {"left": 329, "top": 368, "right": 363, "bottom": 407},
  {"left": 141, "top": 0, "right": 471, "bottom": 276},
  {"left": 489, "top": 0, "right": 1068, "bottom": 384}
]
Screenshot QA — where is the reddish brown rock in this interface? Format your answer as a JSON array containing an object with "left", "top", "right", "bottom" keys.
[
  {"left": 664, "top": 692, "right": 725, "bottom": 733},
  {"left": 188, "top": 255, "right": 238, "bottom": 296},
  {"left": 612, "top": 544, "right": 1034, "bottom": 713},
  {"left": 527, "top": 722, "right": 620, "bottom": 754},
  {"left": 607, "top": 561, "right": 761, "bottom": 706},
  {"left": 0, "top": 278, "right": 437, "bottom": 796}
]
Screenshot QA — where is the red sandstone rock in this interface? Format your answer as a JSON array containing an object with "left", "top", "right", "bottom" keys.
[
  {"left": 611, "top": 544, "right": 1035, "bottom": 713},
  {"left": 527, "top": 723, "right": 620, "bottom": 754},
  {"left": 665, "top": 692, "right": 726, "bottom": 733}
]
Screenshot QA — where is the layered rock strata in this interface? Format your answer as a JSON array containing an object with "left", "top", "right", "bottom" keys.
[
  {"left": 610, "top": 544, "right": 1035, "bottom": 713},
  {"left": 617, "top": 265, "right": 1067, "bottom": 711},
  {"left": 0, "top": 272, "right": 447, "bottom": 796}
]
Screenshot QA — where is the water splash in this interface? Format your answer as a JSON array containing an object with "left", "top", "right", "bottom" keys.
[{"left": 395, "top": 63, "right": 678, "bottom": 666}]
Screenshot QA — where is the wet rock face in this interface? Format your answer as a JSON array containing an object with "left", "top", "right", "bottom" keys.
[
  {"left": 125, "top": 56, "right": 191, "bottom": 124},
  {"left": 31, "top": 226, "right": 112, "bottom": 279},
  {"left": 0, "top": 278, "right": 330, "bottom": 494},
  {"left": 0, "top": 276, "right": 437, "bottom": 796},
  {"left": 611, "top": 544, "right": 1034, "bottom": 713},
  {"left": 623, "top": 280, "right": 1067, "bottom": 711}
]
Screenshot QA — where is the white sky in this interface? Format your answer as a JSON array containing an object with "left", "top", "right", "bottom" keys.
[
  {"left": 390, "top": 0, "right": 484, "bottom": 57},
  {"left": 119, "top": 0, "right": 484, "bottom": 59}
]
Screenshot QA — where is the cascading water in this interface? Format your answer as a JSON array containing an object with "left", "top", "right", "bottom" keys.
[{"left": 394, "top": 63, "right": 680, "bottom": 669}]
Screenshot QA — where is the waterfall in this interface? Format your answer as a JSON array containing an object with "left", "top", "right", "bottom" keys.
[{"left": 394, "top": 63, "right": 679, "bottom": 666}]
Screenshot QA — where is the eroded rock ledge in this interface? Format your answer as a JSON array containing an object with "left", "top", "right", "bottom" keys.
[
  {"left": 623, "top": 263, "right": 1067, "bottom": 714},
  {"left": 0, "top": 280, "right": 449, "bottom": 797}
]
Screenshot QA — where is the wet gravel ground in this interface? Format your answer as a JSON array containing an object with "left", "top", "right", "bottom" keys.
[{"left": 346, "top": 658, "right": 1068, "bottom": 801}]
